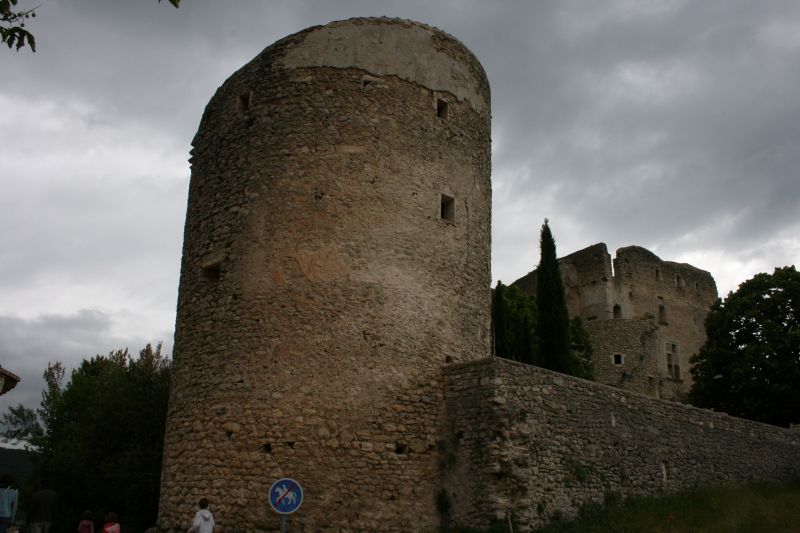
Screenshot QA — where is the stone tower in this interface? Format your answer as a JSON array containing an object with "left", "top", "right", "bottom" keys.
[{"left": 159, "top": 18, "right": 491, "bottom": 533}]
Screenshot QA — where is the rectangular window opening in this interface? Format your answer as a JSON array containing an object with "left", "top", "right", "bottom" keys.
[
  {"left": 613, "top": 353, "right": 623, "bottom": 366},
  {"left": 238, "top": 92, "right": 251, "bottom": 113},
  {"left": 440, "top": 194, "right": 455, "bottom": 222},
  {"left": 202, "top": 262, "right": 221, "bottom": 282},
  {"left": 436, "top": 98, "right": 448, "bottom": 119},
  {"left": 657, "top": 296, "right": 667, "bottom": 324},
  {"left": 666, "top": 343, "right": 680, "bottom": 380}
]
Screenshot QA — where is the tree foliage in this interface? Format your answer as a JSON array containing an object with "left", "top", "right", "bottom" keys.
[
  {"left": 1, "top": 0, "right": 179, "bottom": 53},
  {"left": 2, "top": 361, "right": 64, "bottom": 449},
  {"left": 536, "top": 219, "right": 572, "bottom": 373},
  {"left": 0, "top": 0, "right": 36, "bottom": 51},
  {"left": 2, "top": 344, "right": 172, "bottom": 530},
  {"left": 689, "top": 266, "right": 800, "bottom": 427},
  {"left": 491, "top": 220, "right": 594, "bottom": 379},
  {"left": 493, "top": 281, "right": 536, "bottom": 364}
]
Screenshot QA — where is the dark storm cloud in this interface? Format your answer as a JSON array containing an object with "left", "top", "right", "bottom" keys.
[{"left": 476, "top": 1, "right": 800, "bottom": 285}]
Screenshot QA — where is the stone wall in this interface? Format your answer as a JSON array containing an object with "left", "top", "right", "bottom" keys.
[
  {"left": 585, "top": 319, "right": 659, "bottom": 397},
  {"left": 159, "top": 18, "right": 492, "bottom": 533},
  {"left": 443, "top": 358, "right": 800, "bottom": 531}
]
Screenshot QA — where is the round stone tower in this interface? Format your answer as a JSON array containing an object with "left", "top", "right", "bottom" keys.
[{"left": 159, "top": 18, "right": 491, "bottom": 532}]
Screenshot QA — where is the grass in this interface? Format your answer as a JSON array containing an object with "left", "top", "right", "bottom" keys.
[{"left": 534, "top": 481, "right": 800, "bottom": 532}]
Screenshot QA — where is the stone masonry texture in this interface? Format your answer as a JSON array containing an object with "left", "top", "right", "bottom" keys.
[
  {"left": 513, "top": 243, "right": 718, "bottom": 399},
  {"left": 158, "top": 17, "right": 492, "bottom": 533},
  {"left": 443, "top": 358, "right": 800, "bottom": 531}
]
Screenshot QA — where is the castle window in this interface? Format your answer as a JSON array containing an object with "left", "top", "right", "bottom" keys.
[
  {"left": 202, "top": 261, "right": 221, "bottom": 282},
  {"left": 675, "top": 274, "right": 684, "bottom": 288},
  {"left": 613, "top": 353, "right": 623, "bottom": 366},
  {"left": 657, "top": 297, "right": 667, "bottom": 324},
  {"left": 436, "top": 98, "right": 448, "bottom": 119},
  {"left": 613, "top": 304, "right": 622, "bottom": 319},
  {"left": 655, "top": 268, "right": 662, "bottom": 281},
  {"left": 666, "top": 343, "right": 680, "bottom": 380},
  {"left": 440, "top": 194, "right": 455, "bottom": 222},
  {"left": 237, "top": 92, "right": 251, "bottom": 113}
]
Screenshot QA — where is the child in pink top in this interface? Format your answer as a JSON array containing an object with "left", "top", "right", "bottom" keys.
[
  {"left": 102, "top": 512, "right": 120, "bottom": 533},
  {"left": 77, "top": 510, "right": 95, "bottom": 533}
]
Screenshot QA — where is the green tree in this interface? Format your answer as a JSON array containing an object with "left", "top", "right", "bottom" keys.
[
  {"left": 2, "top": 361, "right": 64, "bottom": 449},
  {"left": 536, "top": 219, "right": 571, "bottom": 373},
  {"left": 2, "top": 344, "right": 171, "bottom": 530},
  {"left": 1, "top": 0, "right": 179, "bottom": 52},
  {"left": 0, "top": 0, "right": 36, "bottom": 51},
  {"left": 492, "top": 281, "right": 509, "bottom": 358},
  {"left": 689, "top": 266, "right": 800, "bottom": 427},
  {"left": 493, "top": 281, "right": 537, "bottom": 364}
]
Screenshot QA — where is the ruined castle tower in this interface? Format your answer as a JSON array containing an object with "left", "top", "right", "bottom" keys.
[
  {"left": 159, "top": 18, "right": 491, "bottom": 532},
  {"left": 513, "top": 244, "right": 717, "bottom": 399}
]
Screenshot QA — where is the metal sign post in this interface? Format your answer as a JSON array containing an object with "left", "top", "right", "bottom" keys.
[{"left": 269, "top": 478, "right": 303, "bottom": 532}]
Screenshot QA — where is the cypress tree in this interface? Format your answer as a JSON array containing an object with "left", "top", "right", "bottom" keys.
[
  {"left": 536, "top": 219, "right": 571, "bottom": 372},
  {"left": 492, "top": 281, "right": 508, "bottom": 357}
]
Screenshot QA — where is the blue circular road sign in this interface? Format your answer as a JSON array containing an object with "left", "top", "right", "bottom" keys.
[{"left": 269, "top": 478, "right": 303, "bottom": 514}]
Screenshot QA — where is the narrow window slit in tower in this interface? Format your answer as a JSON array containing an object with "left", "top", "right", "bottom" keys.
[
  {"left": 441, "top": 194, "right": 455, "bottom": 222},
  {"left": 613, "top": 304, "right": 622, "bottom": 319},
  {"left": 437, "top": 98, "right": 448, "bottom": 119},
  {"left": 613, "top": 353, "right": 623, "bottom": 366},
  {"left": 238, "top": 92, "right": 251, "bottom": 113},
  {"left": 202, "top": 262, "right": 221, "bottom": 282},
  {"left": 657, "top": 296, "right": 667, "bottom": 324}
]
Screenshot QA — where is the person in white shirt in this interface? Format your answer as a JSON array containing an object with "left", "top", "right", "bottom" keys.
[
  {"left": 0, "top": 474, "right": 18, "bottom": 533},
  {"left": 187, "top": 498, "right": 215, "bottom": 533}
]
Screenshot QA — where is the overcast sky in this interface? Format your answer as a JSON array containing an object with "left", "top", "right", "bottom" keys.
[{"left": 2, "top": 0, "right": 799, "bottom": 415}]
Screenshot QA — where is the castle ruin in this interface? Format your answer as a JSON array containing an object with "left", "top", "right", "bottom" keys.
[
  {"left": 513, "top": 243, "right": 718, "bottom": 399},
  {"left": 159, "top": 17, "right": 799, "bottom": 533}
]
